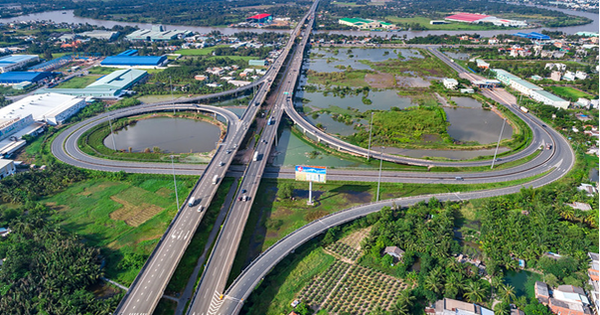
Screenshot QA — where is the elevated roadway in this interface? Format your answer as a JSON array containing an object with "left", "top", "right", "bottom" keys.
[{"left": 185, "top": 3, "right": 319, "bottom": 315}]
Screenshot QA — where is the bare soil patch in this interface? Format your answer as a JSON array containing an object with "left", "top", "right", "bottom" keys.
[{"left": 364, "top": 72, "right": 395, "bottom": 89}]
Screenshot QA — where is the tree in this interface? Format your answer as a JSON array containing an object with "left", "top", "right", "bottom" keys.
[
  {"left": 500, "top": 284, "right": 516, "bottom": 304},
  {"left": 279, "top": 183, "right": 294, "bottom": 199},
  {"left": 494, "top": 302, "right": 511, "bottom": 315},
  {"left": 463, "top": 280, "right": 486, "bottom": 303}
]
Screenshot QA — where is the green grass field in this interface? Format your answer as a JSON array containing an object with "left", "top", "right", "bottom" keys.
[
  {"left": 174, "top": 45, "right": 230, "bottom": 56},
  {"left": 56, "top": 75, "right": 101, "bottom": 88},
  {"left": 547, "top": 86, "right": 595, "bottom": 102},
  {"left": 87, "top": 67, "right": 121, "bottom": 75},
  {"left": 45, "top": 175, "right": 198, "bottom": 285}
]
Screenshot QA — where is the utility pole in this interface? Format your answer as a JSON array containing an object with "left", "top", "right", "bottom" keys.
[
  {"left": 170, "top": 75, "right": 175, "bottom": 114},
  {"left": 491, "top": 118, "right": 507, "bottom": 169},
  {"left": 170, "top": 155, "right": 180, "bottom": 210},
  {"left": 367, "top": 112, "right": 374, "bottom": 161},
  {"left": 376, "top": 146, "right": 384, "bottom": 202}
]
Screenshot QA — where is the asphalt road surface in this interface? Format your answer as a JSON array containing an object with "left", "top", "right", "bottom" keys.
[{"left": 185, "top": 3, "right": 320, "bottom": 315}]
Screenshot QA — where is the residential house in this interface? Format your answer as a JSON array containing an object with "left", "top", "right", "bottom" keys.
[
  {"left": 443, "top": 78, "right": 459, "bottom": 89},
  {"left": 575, "top": 71, "right": 588, "bottom": 80},
  {"left": 476, "top": 59, "right": 490, "bottom": 69},
  {"left": 577, "top": 183, "right": 597, "bottom": 196},
  {"left": 0, "top": 159, "right": 16, "bottom": 179},
  {"left": 383, "top": 246, "right": 405, "bottom": 260},
  {"left": 434, "top": 298, "right": 495, "bottom": 315},
  {"left": 565, "top": 202, "right": 592, "bottom": 211},
  {"left": 563, "top": 71, "right": 576, "bottom": 81},
  {"left": 549, "top": 285, "right": 592, "bottom": 315},
  {"left": 0, "top": 227, "right": 10, "bottom": 237},
  {"left": 545, "top": 63, "right": 567, "bottom": 71},
  {"left": 535, "top": 281, "right": 550, "bottom": 305},
  {"left": 588, "top": 252, "right": 599, "bottom": 314},
  {"left": 550, "top": 71, "right": 562, "bottom": 81}
]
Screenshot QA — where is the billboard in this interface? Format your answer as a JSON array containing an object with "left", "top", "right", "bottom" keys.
[{"left": 295, "top": 165, "right": 327, "bottom": 183}]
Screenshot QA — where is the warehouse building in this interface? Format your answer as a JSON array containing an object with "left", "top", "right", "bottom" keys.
[
  {"left": 492, "top": 69, "right": 569, "bottom": 109},
  {"left": 0, "top": 159, "right": 16, "bottom": 179},
  {"left": 530, "top": 90, "right": 570, "bottom": 109},
  {"left": 0, "top": 93, "right": 87, "bottom": 156},
  {"left": 0, "top": 54, "right": 39, "bottom": 73},
  {"left": 101, "top": 55, "right": 167, "bottom": 68},
  {"left": 126, "top": 25, "right": 193, "bottom": 41},
  {"left": 36, "top": 68, "right": 147, "bottom": 99},
  {"left": 246, "top": 13, "right": 273, "bottom": 24},
  {"left": 445, "top": 13, "right": 526, "bottom": 27},
  {"left": 79, "top": 30, "right": 120, "bottom": 41},
  {"left": 0, "top": 71, "right": 54, "bottom": 86},
  {"left": 248, "top": 59, "right": 268, "bottom": 67}
]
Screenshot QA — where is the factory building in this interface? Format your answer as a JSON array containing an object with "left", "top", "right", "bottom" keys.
[
  {"left": 126, "top": 25, "right": 193, "bottom": 41},
  {"left": 79, "top": 30, "right": 120, "bottom": 41},
  {"left": 445, "top": 13, "right": 526, "bottom": 27},
  {"left": 0, "top": 71, "right": 54, "bottom": 86},
  {"left": 36, "top": 68, "right": 147, "bottom": 99},
  {"left": 101, "top": 55, "right": 168, "bottom": 68},
  {"left": 246, "top": 13, "right": 273, "bottom": 24},
  {"left": 530, "top": 90, "right": 570, "bottom": 109},
  {"left": 0, "top": 54, "right": 39, "bottom": 73},
  {"left": 0, "top": 93, "right": 87, "bottom": 156},
  {"left": 492, "top": 69, "right": 569, "bottom": 109}
]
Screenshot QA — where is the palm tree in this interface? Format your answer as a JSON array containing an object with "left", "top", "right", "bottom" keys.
[
  {"left": 500, "top": 284, "right": 516, "bottom": 304},
  {"left": 463, "top": 280, "right": 486, "bottom": 303}
]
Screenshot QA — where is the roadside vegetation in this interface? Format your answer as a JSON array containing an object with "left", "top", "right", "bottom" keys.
[{"left": 243, "top": 177, "right": 598, "bottom": 315}]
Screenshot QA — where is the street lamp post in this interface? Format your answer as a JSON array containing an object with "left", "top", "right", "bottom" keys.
[
  {"left": 376, "top": 146, "right": 384, "bottom": 202},
  {"left": 491, "top": 118, "right": 506, "bottom": 169},
  {"left": 170, "top": 155, "right": 180, "bottom": 210},
  {"left": 107, "top": 111, "right": 117, "bottom": 151},
  {"left": 367, "top": 112, "right": 374, "bottom": 162}
]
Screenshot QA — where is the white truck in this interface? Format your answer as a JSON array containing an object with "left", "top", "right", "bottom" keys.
[
  {"left": 253, "top": 151, "right": 259, "bottom": 161},
  {"left": 212, "top": 175, "right": 219, "bottom": 185},
  {"left": 520, "top": 106, "right": 529, "bottom": 113},
  {"left": 188, "top": 197, "right": 196, "bottom": 207}
]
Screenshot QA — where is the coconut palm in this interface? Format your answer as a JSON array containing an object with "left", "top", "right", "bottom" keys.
[
  {"left": 463, "top": 280, "right": 486, "bottom": 303},
  {"left": 500, "top": 284, "right": 516, "bottom": 304}
]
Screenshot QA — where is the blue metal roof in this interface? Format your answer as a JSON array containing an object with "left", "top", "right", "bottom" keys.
[
  {"left": 117, "top": 49, "right": 139, "bottom": 56},
  {"left": 513, "top": 32, "right": 550, "bottom": 40},
  {"left": 101, "top": 55, "right": 166, "bottom": 66},
  {"left": 0, "top": 71, "right": 54, "bottom": 83}
]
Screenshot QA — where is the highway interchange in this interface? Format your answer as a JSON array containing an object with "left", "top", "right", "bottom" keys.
[{"left": 47, "top": 1, "right": 576, "bottom": 314}]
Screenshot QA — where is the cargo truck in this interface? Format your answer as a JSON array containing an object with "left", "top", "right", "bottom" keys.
[
  {"left": 212, "top": 175, "right": 219, "bottom": 185},
  {"left": 188, "top": 197, "right": 196, "bottom": 207},
  {"left": 253, "top": 151, "right": 260, "bottom": 161}
]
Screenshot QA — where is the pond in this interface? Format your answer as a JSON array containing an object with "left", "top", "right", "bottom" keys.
[
  {"left": 103, "top": 117, "right": 221, "bottom": 153},
  {"left": 504, "top": 270, "right": 542, "bottom": 298},
  {"left": 444, "top": 107, "right": 513, "bottom": 144},
  {"left": 306, "top": 48, "right": 423, "bottom": 73},
  {"left": 272, "top": 127, "right": 375, "bottom": 168},
  {"left": 443, "top": 52, "right": 470, "bottom": 61}
]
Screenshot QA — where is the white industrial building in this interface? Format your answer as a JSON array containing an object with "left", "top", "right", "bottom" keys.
[
  {"left": 0, "top": 93, "right": 86, "bottom": 146},
  {"left": 0, "top": 159, "right": 15, "bottom": 179},
  {"left": 530, "top": 90, "right": 570, "bottom": 109},
  {"left": 509, "top": 78, "right": 542, "bottom": 96},
  {"left": 0, "top": 54, "right": 39, "bottom": 73}
]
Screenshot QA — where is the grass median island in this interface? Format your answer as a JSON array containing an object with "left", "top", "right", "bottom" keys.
[
  {"left": 164, "top": 177, "right": 235, "bottom": 295},
  {"left": 78, "top": 112, "right": 224, "bottom": 163},
  {"left": 348, "top": 106, "right": 452, "bottom": 147},
  {"left": 45, "top": 174, "right": 197, "bottom": 285}
]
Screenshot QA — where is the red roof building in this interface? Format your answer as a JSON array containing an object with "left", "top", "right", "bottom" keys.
[
  {"left": 445, "top": 13, "right": 491, "bottom": 23},
  {"left": 246, "top": 13, "right": 273, "bottom": 23}
]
